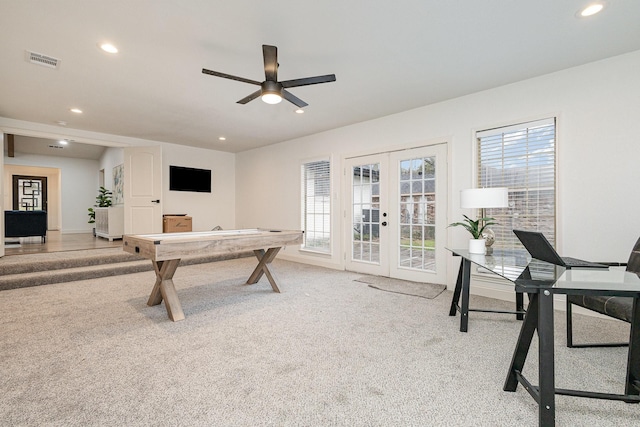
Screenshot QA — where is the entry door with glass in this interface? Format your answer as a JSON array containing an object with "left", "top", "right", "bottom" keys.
[
  {"left": 12, "top": 175, "right": 48, "bottom": 211},
  {"left": 345, "top": 144, "right": 447, "bottom": 284}
]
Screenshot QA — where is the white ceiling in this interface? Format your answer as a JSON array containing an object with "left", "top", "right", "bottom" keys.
[{"left": 1, "top": 1, "right": 640, "bottom": 154}]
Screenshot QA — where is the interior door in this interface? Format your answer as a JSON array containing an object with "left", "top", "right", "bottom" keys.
[
  {"left": 124, "top": 146, "right": 162, "bottom": 234},
  {"left": 345, "top": 144, "right": 448, "bottom": 284}
]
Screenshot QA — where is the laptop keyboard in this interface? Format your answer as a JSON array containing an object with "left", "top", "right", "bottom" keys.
[{"left": 562, "top": 257, "right": 605, "bottom": 267}]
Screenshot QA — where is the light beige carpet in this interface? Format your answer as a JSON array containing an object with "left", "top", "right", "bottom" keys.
[
  {"left": 355, "top": 275, "right": 446, "bottom": 299},
  {"left": 0, "top": 257, "right": 636, "bottom": 426}
]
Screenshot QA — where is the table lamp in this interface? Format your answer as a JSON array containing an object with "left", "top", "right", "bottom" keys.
[{"left": 460, "top": 187, "right": 509, "bottom": 254}]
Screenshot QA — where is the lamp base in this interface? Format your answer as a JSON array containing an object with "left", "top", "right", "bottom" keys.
[{"left": 482, "top": 228, "right": 496, "bottom": 255}]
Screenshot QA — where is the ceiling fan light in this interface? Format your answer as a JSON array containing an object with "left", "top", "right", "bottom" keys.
[
  {"left": 577, "top": 2, "right": 605, "bottom": 17},
  {"left": 261, "top": 93, "right": 282, "bottom": 104}
]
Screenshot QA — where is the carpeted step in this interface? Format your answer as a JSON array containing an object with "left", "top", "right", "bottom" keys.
[
  {"left": 0, "top": 248, "right": 142, "bottom": 276},
  {"left": 0, "top": 250, "right": 254, "bottom": 291},
  {"left": 0, "top": 250, "right": 143, "bottom": 277},
  {"left": 0, "top": 260, "right": 152, "bottom": 291}
]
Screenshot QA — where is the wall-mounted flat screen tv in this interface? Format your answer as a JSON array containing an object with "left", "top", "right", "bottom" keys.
[{"left": 169, "top": 165, "right": 211, "bottom": 193}]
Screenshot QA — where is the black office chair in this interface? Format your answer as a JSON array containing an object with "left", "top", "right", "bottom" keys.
[{"left": 566, "top": 236, "right": 640, "bottom": 348}]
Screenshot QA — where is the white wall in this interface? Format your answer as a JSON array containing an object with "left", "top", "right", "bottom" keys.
[
  {"left": 236, "top": 50, "right": 640, "bottom": 288},
  {"left": 0, "top": 141, "right": 236, "bottom": 237},
  {"left": 3, "top": 164, "right": 62, "bottom": 230},
  {"left": 99, "top": 147, "right": 125, "bottom": 204},
  {"left": 162, "top": 142, "right": 236, "bottom": 232},
  {"left": 4, "top": 153, "right": 98, "bottom": 233}
]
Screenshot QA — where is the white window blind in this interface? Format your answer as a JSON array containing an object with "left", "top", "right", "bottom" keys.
[
  {"left": 301, "top": 160, "right": 331, "bottom": 253},
  {"left": 477, "top": 118, "right": 556, "bottom": 248}
]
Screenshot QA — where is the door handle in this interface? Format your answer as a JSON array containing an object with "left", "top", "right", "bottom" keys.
[
  {"left": 381, "top": 221, "right": 388, "bottom": 226},
  {"left": 151, "top": 199, "right": 160, "bottom": 204}
]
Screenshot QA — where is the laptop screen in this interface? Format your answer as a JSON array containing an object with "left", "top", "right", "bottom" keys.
[{"left": 512, "top": 229, "right": 565, "bottom": 266}]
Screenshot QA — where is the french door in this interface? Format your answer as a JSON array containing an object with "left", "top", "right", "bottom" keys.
[{"left": 345, "top": 144, "right": 448, "bottom": 284}]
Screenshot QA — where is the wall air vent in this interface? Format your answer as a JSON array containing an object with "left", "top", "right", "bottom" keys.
[{"left": 26, "top": 50, "right": 60, "bottom": 69}]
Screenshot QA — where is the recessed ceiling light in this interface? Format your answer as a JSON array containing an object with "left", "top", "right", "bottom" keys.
[
  {"left": 295, "top": 109, "right": 305, "bottom": 114},
  {"left": 58, "top": 140, "right": 68, "bottom": 145},
  {"left": 578, "top": 3, "right": 605, "bottom": 17},
  {"left": 99, "top": 43, "right": 118, "bottom": 54},
  {"left": 70, "top": 108, "right": 82, "bottom": 114},
  {"left": 218, "top": 136, "right": 226, "bottom": 141}
]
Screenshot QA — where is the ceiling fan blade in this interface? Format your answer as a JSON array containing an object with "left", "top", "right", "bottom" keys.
[
  {"left": 281, "top": 74, "right": 336, "bottom": 88},
  {"left": 282, "top": 90, "right": 308, "bottom": 108},
  {"left": 263, "top": 45, "right": 278, "bottom": 82},
  {"left": 237, "top": 89, "right": 262, "bottom": 104},
  {"left": 202, "top": 68, "right": 261, "bottom": 86}
]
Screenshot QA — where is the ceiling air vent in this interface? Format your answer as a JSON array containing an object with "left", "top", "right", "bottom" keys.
[
  {"left": 48, "top": 145, "right": 65, "bottom": 149},
  {"left": 26, "top": 50, "right": 60, "bottom": 69}
]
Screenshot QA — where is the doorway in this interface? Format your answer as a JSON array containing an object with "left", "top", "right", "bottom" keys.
[{"left": 345, "top": 144, "right": 448, "bottom": 284}]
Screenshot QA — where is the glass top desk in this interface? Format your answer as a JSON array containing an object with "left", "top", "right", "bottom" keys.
[
  {"left": 447, "top": 248, "right": 640, "bottom": 427},
  {"left": 448, "top": 248, "right": 532, "bottom": 332}
]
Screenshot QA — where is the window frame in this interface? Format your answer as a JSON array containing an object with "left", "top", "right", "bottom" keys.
[
  {"left": 300, "top": 157, "right": 332, "bottom": 254},
  {"left": 472, "top": 117, "right": 557, "bottom": 282}
]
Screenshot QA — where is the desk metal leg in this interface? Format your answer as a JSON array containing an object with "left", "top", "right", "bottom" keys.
[
  {"left": 247, "top": 247, "right": 282, "bottom": 293},
  {"left": 504, "top": 291, "right": 556, "bottom": 426},
  {"left": 449, "top": 258, "right": 463, "bottom": 316},
  {"left": 516, "top": 292, "right": 525, "bottom": 320},
  {"left": 147, "top": 259, "right": 184, "bottom": 322},
  {"left": 459, "top": 259, "right": 471, "bottom": 332},
  {"left": 504, "top": 292, "right": 538, "bottom": 392},
  {"left": 538, "top": 290, "right": 556, "bottom": 426},
  {"left": 626, "top": 297, "right": 640, "bottom": 397}
]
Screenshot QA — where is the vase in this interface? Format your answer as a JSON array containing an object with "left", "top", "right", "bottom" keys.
[{"left": 469, "top": 238, "right": 486, "bottom": 254}]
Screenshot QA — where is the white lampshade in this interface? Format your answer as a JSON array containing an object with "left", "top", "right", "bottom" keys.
[{"left": 460, "top": 187, "right": 509, "bottom": 209}]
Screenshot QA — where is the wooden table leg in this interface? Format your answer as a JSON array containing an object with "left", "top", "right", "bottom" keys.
[
  {"left": 247, "top": 247, "right": 282, "bottom": 292},
  {"left": 147, "top": 259, "right": 184, "bottom": 322}
]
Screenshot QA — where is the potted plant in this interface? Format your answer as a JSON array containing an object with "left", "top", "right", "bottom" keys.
[
  {"left": 95, "top": 186, "right": 113, "bottom": 208},
  {"left": 449, "top": 214, "right": 497, "bottom": 254},
  {"left": 88, "top": 187, "right": 113, "bottom": 235}
]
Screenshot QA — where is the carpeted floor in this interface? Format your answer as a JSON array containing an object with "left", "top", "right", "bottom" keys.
[{"left": 0, "top": 257, "right": 637, "bottom": 426}]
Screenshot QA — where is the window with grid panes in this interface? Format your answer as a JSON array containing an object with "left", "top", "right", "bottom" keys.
[
  {"left": 477, "top": 118, "right": 556, "bottom": 249},
  {"left": 301, "top": 160, "right": 331, "bottom": 253}
]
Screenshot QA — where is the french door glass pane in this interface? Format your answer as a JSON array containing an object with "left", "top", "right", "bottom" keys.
[
  {"left": 398, "top": 156, "right": 436, "bottom": 272},
  {"left": 352, "top": 163, "right": 380, "bottom": 264}
]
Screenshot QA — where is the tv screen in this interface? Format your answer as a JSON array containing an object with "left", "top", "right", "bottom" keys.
[{"left": 169, "top": 165, "right": 211, "bottom": 193}]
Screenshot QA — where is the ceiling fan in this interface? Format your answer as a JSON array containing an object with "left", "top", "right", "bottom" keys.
[{"left": 202, "top": 45, "right": 336, "bottom": 108}]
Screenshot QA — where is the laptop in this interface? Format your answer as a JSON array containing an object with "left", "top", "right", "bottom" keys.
[{"left": 513, "top": 229, "right": 607, "bottom": 269}]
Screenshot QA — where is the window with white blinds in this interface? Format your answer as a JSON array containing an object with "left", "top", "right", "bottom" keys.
[
  {"left": 301, "top": 160, "right": 331, "bottom": 253},
  {"left": 476, "top": 118, "right": 556, "bottom": 248}
]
